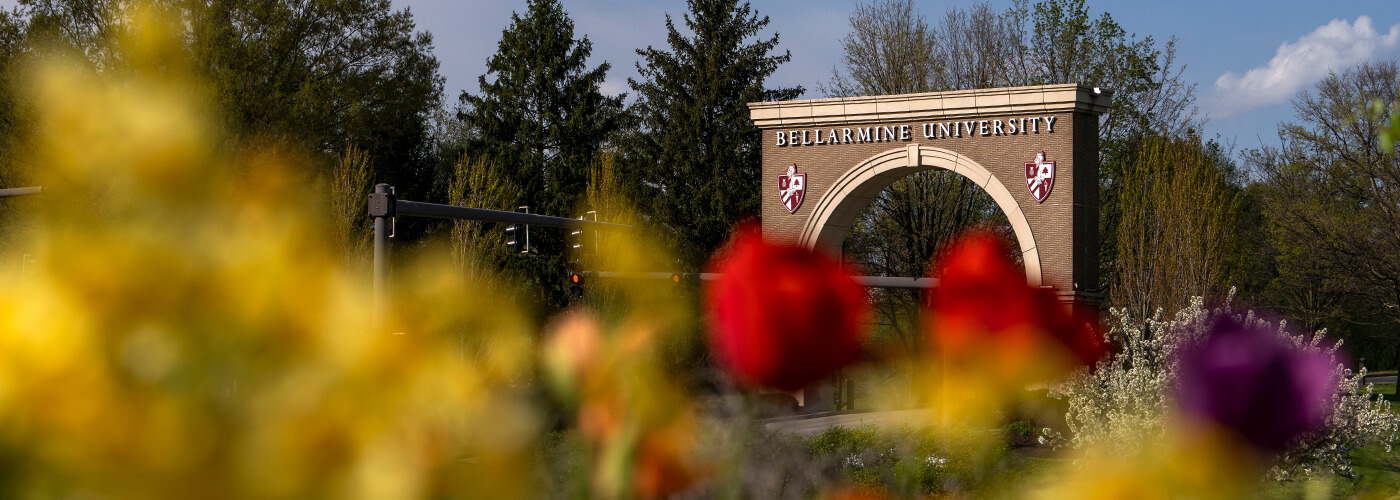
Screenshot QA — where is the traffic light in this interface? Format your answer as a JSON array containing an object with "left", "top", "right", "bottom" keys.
[
  {"left": 570, "top": 211, "right": 598, "bottom": 257},
  {"left": 569, "top": 223, "right": 584, "bottom": 254},
  {"left": 506, "top": 206, "right": 529, "bottom": 253},
  {"left": 582, "top": 211, "right": 598, "bottom": 255},
  {"left": 568, "top": 270, "right": 584, "bottom": 298}
]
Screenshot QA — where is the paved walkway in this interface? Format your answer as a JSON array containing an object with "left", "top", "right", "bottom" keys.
[
  {"left": 766, "top": 374, "right": 1396, "bottom": 436},
  {"left": 763, "top": 409, "right": 938, "bottom": 435}
]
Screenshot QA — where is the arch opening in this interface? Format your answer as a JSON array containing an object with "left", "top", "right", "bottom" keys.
[{"left": 799, "top": 145, "right": 1042, "bottom": 286}]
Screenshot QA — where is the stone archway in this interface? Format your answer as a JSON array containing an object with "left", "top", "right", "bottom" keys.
[
  {"left": 799, "top": 145, "right": 1042, "bottom": 286},
  {"left": 749, "top": 84, "right": 1110, "bottom": 303}
]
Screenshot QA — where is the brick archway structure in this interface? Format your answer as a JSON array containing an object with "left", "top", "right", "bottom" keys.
[
  {"left": 799, "top": 145, "right": 1044, "bottom": 286},
  {"left": 750, "top": 84, "right": 1110, "bottom": 304}
]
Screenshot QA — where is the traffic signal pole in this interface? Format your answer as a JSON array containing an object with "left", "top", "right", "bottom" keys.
[
  {"left": 370, "top": 184, "right": 394, "bottom": 326},
  {"left": 584, "top": 271, "right": 941, "bottom": 289},
  {"left": 0, "top": 186, "right": 43, "bottom": 198},
  {"left": 367, "top": 183, "right": 633, "bottom": 328}
]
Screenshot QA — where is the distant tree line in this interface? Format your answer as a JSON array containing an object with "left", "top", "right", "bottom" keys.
[{"left": 1, "top": 0, "right": 1396, "bottom": 368}]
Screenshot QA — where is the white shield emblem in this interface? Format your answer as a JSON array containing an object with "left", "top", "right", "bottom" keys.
[
  {"left": 1025, "top": 152, "right": 1055, "bottom": 203},
  {"left": 778, "top": 164, "right": 806, "bottom": 214}
]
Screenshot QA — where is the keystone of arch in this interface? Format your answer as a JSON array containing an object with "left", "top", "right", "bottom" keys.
[{"left": 797, "top": 145, "right": 1043, "bottom": 287}]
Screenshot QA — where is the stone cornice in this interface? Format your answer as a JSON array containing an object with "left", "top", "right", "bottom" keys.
[{"left": 747, "top": 84, "right": 1112, "bottom": 129}]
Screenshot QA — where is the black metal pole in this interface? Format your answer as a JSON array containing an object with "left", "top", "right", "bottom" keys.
[
  {"left": 370, "top": 183, "right": 393, "bottom": 327},
  {"left": 587, "top": 271, "right": 939, "bottom": 289}
]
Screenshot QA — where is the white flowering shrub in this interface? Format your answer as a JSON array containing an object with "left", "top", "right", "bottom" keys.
[{"left": 1046, "top": 291, "right": 1400, "bottom": 478}]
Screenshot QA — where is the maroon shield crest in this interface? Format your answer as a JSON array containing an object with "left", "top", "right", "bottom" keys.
[
  {"left": 1025, "top": 151, "right": 1055, "bottom": 203},
  {"left": 777, "top": 163, "right": 806, "bottom": 214}
]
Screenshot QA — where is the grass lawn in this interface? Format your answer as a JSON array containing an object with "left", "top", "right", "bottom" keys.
[
  {"left": 835, "top": 369, "right": 1400, "bottom": 497},
  {"left": 1315, "top": 380, "right": 1400, "bottom": 497},
  {"left": 1375, "top": 382, "right": 1398, "bottom": 404}
]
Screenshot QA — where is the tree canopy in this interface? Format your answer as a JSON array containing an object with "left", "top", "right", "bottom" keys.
[
  {"left": 622, "top": 0, "right": 802, "bottom": 269},
  {"left": 1246, "top": 61, "right": 1400, "bottom": 367},
  {"left": 1, "top": 0, "right": 444, "bottom": 197},
  {"left": 458, "top": 0, "right": 623, "bottom": 219}
]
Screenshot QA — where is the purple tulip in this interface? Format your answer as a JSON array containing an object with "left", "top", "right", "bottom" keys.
[{"left": 1175, "top": 317, "right": 1338, "bottom": 451}]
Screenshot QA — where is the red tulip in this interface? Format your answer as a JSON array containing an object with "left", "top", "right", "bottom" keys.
[
  {"left": 705, "top": 228, "right": 870, "bottom": 391},
  {"left": 927, "top": 231, "right": 1103, "bottom": 374}
]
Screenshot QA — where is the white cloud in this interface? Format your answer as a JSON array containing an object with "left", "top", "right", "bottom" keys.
[{"left": 1209, "top": 16, "right": 1400, "bottom": 117}]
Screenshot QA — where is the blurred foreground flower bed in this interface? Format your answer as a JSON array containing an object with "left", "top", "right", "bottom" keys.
[{"left": 0, "top": 7, "right": 1398, "bottom": 500}]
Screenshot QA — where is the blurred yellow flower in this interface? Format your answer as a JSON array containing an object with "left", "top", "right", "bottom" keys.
[{"left": 0, "top": 4, "right": 539, "bottom": 499}]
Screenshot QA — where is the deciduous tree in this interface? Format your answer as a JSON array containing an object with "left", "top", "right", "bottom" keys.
[
  {"left": 1248, "top": 61, "right": 1400, "bottom": 368},
  {"left": 1111, "top": 135, "right": 1238, "bottom": 320},
  {"left": 1, "top": 0, "right": 445, "bottom": 199},
  {"left": 191, "top": 0, "right": 444, "bottom": 199},
  {"left": 448, "top": 155, "right": 517, "bottom": 284}
]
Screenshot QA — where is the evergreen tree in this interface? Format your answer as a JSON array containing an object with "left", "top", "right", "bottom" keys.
[
  {"left": 459, "top": 0, "right": 623, "bottom": 218},
  {"left": 624, "top": 0, "right": 802, "bottom": 269}
]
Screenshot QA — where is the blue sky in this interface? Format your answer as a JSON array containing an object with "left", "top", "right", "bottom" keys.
[{"left": 420, "top": 0, "right": 1400, "bottom": 154}]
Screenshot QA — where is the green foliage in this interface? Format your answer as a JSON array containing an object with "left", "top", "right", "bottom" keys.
[
  {"left": 1376, "top": 99, "right": 1400, "bottom": 152},
  {"left": 1008, "top": 418, "right": 1035, "bottom": 437},
  {"left": 2, "top": 0, "right": 444, "bottom": 204},
  {"left": 1111, "top": 135, "right": 1240, "bottom": 319},
  {"left": 1246, "top": 61, "right": 1400, "bottom": 368},
  {"left": 807, "top": 425, "right": 882, "bottom": 456},
  {"left": 449, "top": 155, "right": 519, "bottom": 283},
  {"left": 622, "top": 0, "right": 801, "bottom": 270},
  {"left": 0, "top": 4, "right": 32, "bottom": 186},
  {"left": 457, "top": 0, "right": 624, "bottom": 311},
  {"left": 801, "top": 425, "right": 1046, "bottom": 496},
  {"left": 330, "top": 145, "right": 372, "bottom": 271},
  {"left": 459, "top": 0, "right": 622, "bottom": 219},
  {"left": 191, "top": 0, "right": 444, "bottom": 201}
]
